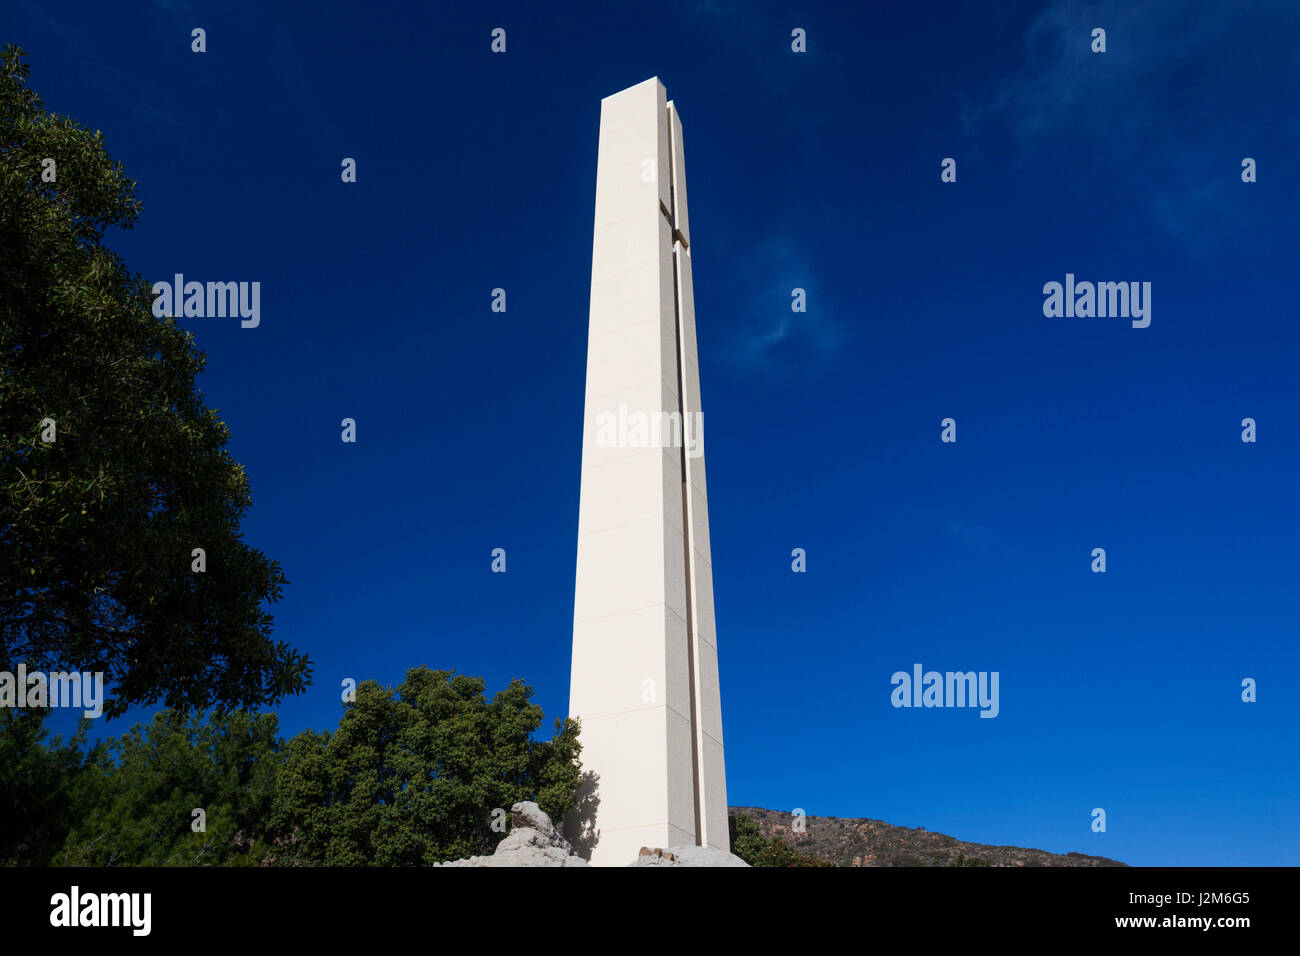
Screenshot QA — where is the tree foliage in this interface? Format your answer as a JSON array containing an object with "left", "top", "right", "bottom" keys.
[
  {"left": 270, "top": 667, "right": 583, "bottom": 865},
  {"left": 0, "top": 668, "right": 583, "bottom": 866},
  {"left": 58, "top": 709, "right": 282, "bottom": 866},
  {"left": 0, "top": 707, "right": 96, "bottom": 865},
  {"left": 0, "top": 45, "right": 307, "bottom": 717}
]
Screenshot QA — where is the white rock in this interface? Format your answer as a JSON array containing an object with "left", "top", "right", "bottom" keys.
[
  {"left": 627, "top": 845, "right": 750, "bottom": 867},
  {"left": 434, "top": 802, "right": 589, "bottom": 867},
  {"left": 434, "top": 803, "right": 750, "bottom": 867}
]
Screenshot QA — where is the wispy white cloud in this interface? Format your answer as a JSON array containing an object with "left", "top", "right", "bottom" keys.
[
  {"left": 717, "top": 236, "right": 848, "bottom": 372},
  {"left": 961, "top": 0, "right": 1300, "bottom": 254},
  {"left": 963, "top": 1, "right": 1279, "bottom": 147}
]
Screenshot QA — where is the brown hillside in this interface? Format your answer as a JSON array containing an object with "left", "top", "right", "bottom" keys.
[{"left": 731, "top": 807, "right": 1126, "bottom": 867}]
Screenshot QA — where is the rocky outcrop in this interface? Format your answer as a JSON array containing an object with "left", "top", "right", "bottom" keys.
[
  {"left": 434, "top": 803, "right": 752, "bottom": 867},
  {"left": 507, "top": 801, "right": 577, "bottom": 855},
  {"left": 628, "top": 845, "right": 750, "bottom": 867},
  {"left": 435, "top": 802, "right": 588, "bottom": 867}
]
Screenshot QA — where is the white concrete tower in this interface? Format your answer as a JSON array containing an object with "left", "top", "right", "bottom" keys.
[{"left": 568, "top": 77, "right": 727, "bottom": 866}]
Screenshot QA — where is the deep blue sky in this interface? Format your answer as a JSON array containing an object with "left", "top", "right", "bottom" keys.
[{"left": 8, "top": 0, "right": 1298, "bottom": 866}]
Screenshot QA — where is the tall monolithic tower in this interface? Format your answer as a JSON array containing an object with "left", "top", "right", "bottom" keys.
[{"left": 568, "top": 77, "right": 727, "bottom": 866}]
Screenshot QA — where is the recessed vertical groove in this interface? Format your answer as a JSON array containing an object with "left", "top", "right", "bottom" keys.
[{"left": 667, "top": 105, "right": 704, "bottom": 847}]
